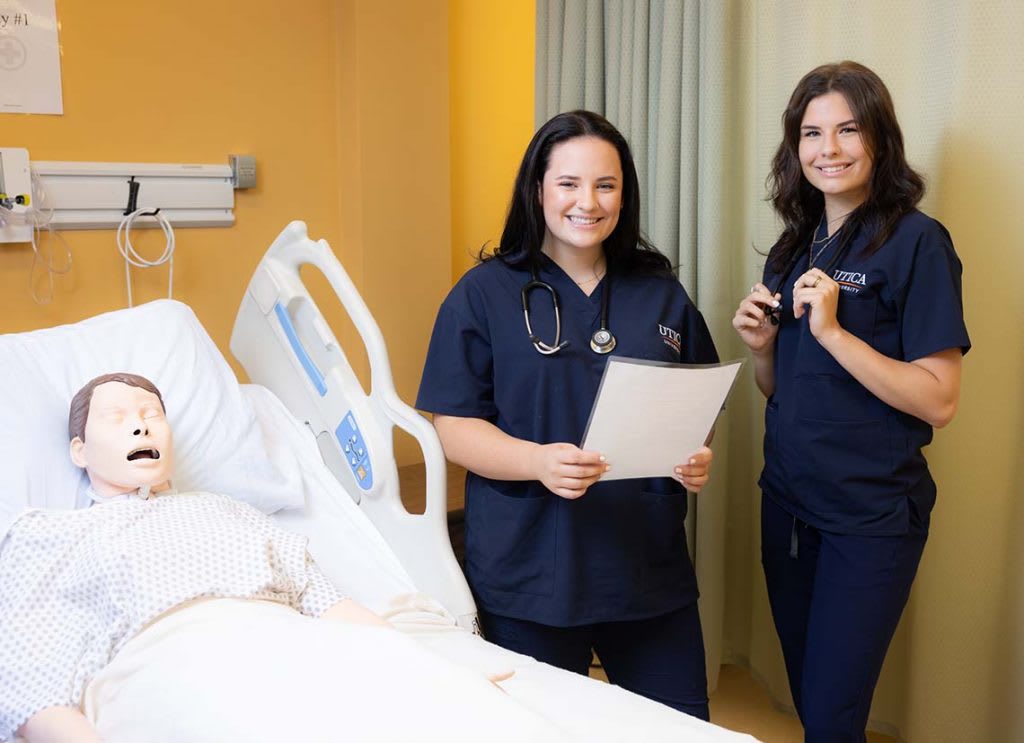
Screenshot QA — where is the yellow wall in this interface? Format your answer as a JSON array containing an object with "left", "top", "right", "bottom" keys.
[
  {"left": 332, "top": 0, "right": 452, "bottom": 465},
  {"left": 449, "top": 0, "right": 535, "bottom": 282},
  {"left": 0, "top": 1, "right": 343, "bottom": 365},
  {"left": 0, "top": 0, "right": 461, "bottom": 467}
]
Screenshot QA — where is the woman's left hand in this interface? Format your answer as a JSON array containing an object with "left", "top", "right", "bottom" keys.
[
  {"left": 792, "top": 268, "right": 841, "bottom": 341},
  {"left": 674, "top": 446, "right": 713, "bottom": 493}
]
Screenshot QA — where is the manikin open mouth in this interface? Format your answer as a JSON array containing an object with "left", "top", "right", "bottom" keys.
[{"left": 127, "top": 448, "right": 160, "bottom": 461}]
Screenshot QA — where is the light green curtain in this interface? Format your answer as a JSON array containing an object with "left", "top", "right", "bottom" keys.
[
  {"left": 537, "top": 1, "right": 1024, "bottom": 741},
  {"left": 536, "top": 0, "right": 750, "bottom": 699}
]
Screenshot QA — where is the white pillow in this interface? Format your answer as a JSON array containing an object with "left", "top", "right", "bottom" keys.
[{"left": 0, "top": 299, "right": 304, "bottom": 528}]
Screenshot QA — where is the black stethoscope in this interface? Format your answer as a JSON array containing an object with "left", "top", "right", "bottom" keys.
[
  {"left": 764, "top": 222, "right": 856, "bottom": 326},
  {"left": 521, "top": 266, "right": 616, "bottom": 355}
]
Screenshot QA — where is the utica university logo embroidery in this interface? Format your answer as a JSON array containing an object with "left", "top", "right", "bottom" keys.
[
  {"left": 832, "top": 269, "right": 868, "bottom": 294},
  {"left": 659, "top": 324, "right": 682, "bottom": 354}
]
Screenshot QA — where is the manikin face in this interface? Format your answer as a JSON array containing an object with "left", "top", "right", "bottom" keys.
[
  {"left": 70, "top": 381, "right": 174, "bottom": 498},
  {"left": 539, "top": 136, "right": 623, "bottom": 260},
  {"left": 798, "top": 91, "right": 874, "bottom": 213}
]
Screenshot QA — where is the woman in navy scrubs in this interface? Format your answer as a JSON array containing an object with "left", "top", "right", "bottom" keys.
[
  {"left": 733, "top": 62, "right": 970, "bottom": 741},
  {"left": 417, "top": 110, "right": 718, "bottom": 718}
]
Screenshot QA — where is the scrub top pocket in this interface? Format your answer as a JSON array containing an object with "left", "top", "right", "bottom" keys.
[
  {"left": 467, "top": 482, "right": 556, "bottom": 597},
  {"left": 797, "top": 294, "right": 878, "bottom": 378},
  {"left": 837, "top": 292, "right": 878, "bottom": 341}
]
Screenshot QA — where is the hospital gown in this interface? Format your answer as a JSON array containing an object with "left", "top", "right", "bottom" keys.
[{"left": 0, "top": 491, "right": 342, "bottom": 740}]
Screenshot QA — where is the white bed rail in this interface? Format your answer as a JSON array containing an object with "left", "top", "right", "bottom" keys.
[{"left": 230, "top": 221, "right": 476, "bottom": 630}]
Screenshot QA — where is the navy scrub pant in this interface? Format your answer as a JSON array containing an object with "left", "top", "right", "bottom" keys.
[
  {"left": 480, "top": 603, "right": 710, "bottom": 720},
  {"left": 761, "top": 494, "right": 927, "bottom": 743}
]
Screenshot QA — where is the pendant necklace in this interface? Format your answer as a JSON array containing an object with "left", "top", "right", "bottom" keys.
[{"left": 808, "top": 213, "right": 844, "bottom": 269}]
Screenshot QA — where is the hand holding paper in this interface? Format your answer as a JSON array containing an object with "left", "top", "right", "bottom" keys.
[
  {"left": 580, "top": 358, "right": 743, "bottom": 481},
  {"left": 673, "top": 445, "right": 714, "bottom": 493}
]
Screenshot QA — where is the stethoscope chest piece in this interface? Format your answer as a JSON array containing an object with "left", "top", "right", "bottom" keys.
[
  {"left": 523, "top": 264, "right": 615, "bottom": 356},
  {"left": 590, "top": 328, "right": 616, "bottom": 354}
]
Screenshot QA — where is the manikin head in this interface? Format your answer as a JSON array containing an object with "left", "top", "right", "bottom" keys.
[{"left": 68, "top": 373, "right": 174, "bottom": 499}]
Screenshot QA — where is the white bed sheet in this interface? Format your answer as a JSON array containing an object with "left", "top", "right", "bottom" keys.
[
  {"left": 405, "top": 623, "right": 758, "bottom": 742},
  {"left": 82, "top": 598, "right": 756, "bottom": 743},
  {"left": 84, "top": 599, "right": 568, "bottom": 743},
  {"left": 242, "top": 387, "right": 758, "bottom": 741}
]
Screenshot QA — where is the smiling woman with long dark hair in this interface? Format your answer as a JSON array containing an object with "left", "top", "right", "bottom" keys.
[
  {"left": 733, "top": 61, "right": 971, "bottom": 741},
  {"left": 417, "top": 110, "right": 719, "bottom": 719}
]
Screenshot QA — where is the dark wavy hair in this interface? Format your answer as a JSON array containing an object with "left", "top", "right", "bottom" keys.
[
  {"left": 766, "top": 61, "right": 925, "bottom": 274},
  {"left": 486, "top": 110, "right": 672, "bottom": 278}
]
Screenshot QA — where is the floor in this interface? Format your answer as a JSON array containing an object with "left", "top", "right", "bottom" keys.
[{"left": 591, "top": 662, "right": 896, "bottom": 742}]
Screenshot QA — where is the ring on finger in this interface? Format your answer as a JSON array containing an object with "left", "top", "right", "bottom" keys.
[{"left": 812, "top": 276, "right": 821, "bottom": 288}]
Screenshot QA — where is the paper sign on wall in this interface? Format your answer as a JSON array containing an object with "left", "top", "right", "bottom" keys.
[{"left": 0, "top": 0, "right": 63, "bottom": 115}]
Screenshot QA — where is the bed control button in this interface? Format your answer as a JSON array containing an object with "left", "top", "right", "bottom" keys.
[{"left": 334, "top": 411, "right": 374, "bottom": 491}]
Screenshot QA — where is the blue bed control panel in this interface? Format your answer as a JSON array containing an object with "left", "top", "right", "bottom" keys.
[{"left": 335, "top": 412, "right": 373, "bottom": 490}]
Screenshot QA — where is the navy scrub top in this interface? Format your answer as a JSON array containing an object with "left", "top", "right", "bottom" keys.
[
  {"left": 416, "top": 254, "right": 718, "bottom": 627},
  {"left": 759, "top": 210, "right": 970, "bottom": 536}
]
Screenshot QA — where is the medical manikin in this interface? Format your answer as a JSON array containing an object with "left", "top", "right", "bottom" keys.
[{"left": 5, "top": 373, "right": 522, "bottom": 743}]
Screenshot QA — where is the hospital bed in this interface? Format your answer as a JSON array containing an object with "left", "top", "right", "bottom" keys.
[{"left": 0, "top": 222, "right": 756, "bottom": 742}]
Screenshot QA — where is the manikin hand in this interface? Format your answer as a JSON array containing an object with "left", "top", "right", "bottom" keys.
[{"left": 321, "top": 600, "right": 517, "bottom": 689}]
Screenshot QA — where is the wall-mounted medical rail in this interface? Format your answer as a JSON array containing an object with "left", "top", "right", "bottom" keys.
[{"left": 32, "top": 160, "right": 236, "bottom": 230}]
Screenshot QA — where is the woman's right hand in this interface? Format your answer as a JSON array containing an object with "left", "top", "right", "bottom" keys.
[
  {"left": 732, "top": 283, "right": 782, "bottom": 354},
  {"left": 529, "top": 443, "right": 609, "bottom": 500}
]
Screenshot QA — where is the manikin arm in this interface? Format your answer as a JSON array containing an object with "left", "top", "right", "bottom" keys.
[
  {"left": 321, "top": 598, "right": 391, "bottom": 628},
  {"left": 17, "top": 706, "right": 102, "bottom": 743}
]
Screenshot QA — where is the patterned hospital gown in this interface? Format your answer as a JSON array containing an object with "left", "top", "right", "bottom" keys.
[{"left": 0, "top": 491, "right": 342, "bottom": 740}]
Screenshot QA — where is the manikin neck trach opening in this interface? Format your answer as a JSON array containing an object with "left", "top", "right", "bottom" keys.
[{"left": 87, "top": 483, "right": 164, "bottom": 505}]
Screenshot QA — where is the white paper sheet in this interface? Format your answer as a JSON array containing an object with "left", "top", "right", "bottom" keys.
[
  {"left": 0, "top": 0, "right": 63, "bottom": 115},
  {"left": 580, "top": 357, "right": 743, "bottom": 481}
]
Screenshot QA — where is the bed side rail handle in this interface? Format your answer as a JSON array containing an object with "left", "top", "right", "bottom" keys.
[{"left": 255, "top": 221, "right": 474, "bottom": 628}]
